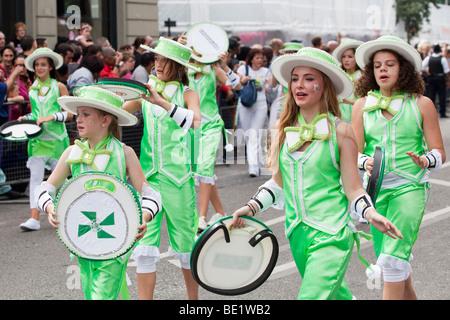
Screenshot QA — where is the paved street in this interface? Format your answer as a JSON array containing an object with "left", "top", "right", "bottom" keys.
[{"left": 1, "top": 118, "right": 450, "bottom": 301}]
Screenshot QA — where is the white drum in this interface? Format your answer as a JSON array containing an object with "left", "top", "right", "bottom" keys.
[
  {"left": 186, "top": 22, "right": 229, "bottom": 64},
  {"left": 55, "top": 172, "right": 142, "bottom": 260},
  {"left": 0, "top": 120, "right": 43, "bottom": 141},
  {"left": 191, "top": 216, "right": 278, "bottom": 295}
]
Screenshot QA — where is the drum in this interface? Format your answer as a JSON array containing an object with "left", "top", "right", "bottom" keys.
[
  {"left": 0, "top": 120, "right": 43, "bottom": 141},
  {"left": 366, "top": 146, "right": 385, "bottom": 204},
  {"left": 54, "top": 172, "right": 142, "bottom": 261},
  {"left": 191, "top": 216, "right": 278, "bottom": 296},
  {"left": 186, "top": 22, "right": 229, "bottom": 64},
  {"left": 73, "top": 78, "right": 148, "bottom": 101}
]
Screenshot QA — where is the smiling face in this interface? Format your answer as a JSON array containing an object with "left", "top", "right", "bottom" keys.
[
  {"left": 290, "top": 66, "right": 324, "bottom": 110},
  {"left": 34, "top": 57, "right": 53, "bottom": 79},
  {"left": 373, "top": 51, "right": 400, "bottom": 94}
]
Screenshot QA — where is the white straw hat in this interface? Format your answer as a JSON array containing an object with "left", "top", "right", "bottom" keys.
[
  {"left": 271, "top": 47, "right": 353, "bottom": 100},
  {"left": 24, "top": 48, "right": 63, "bottom": 72},
  {"left": 332, "top": 39, "right": 364, "bottom": 61},
  {"left": 355, "top": 35, "right": 422, "bottom": 72},
  {"left": 58, "top": 86, "right": 137, "bottom": 127}
]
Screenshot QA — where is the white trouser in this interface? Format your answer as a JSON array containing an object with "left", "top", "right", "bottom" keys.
[{"left": 26, "top": 156, "right": 58, "bottom": 209}]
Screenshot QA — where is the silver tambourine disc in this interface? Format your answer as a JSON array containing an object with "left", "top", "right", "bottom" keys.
[
  {"left": 186, "top": 22, "right": 229, "bottom": 64},
  {"left": 0, "top": 120, "right": 43, "bottom": 141},
  {"left": 73, "top": 78, "right": 147, "bottom": 101},
  {"left": 191, "top": 216, "right": 278, "bottom": 295},
  {"left": 55, "top": 172, "right": 142, "bottom": 260}
]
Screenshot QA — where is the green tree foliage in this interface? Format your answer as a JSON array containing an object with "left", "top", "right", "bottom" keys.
[{"left": 395, "top": 0, "right": 443, "bottom": 43}]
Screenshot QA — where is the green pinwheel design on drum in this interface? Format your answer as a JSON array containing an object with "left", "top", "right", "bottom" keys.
[{"left": 78, "top": 211, "right": 116, "bottom": 239}]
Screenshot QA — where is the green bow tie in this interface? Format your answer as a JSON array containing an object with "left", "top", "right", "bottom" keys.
[
  {"left": 148, "top": 75, "right": 180, "bottom": 103},
  {"left": 284, "top": 113, "right": 329, "bottom": 153},
  {"left": 31, "top": 78, "right": 52, "bottom": 95},
  {"left": 66, "top": 137, "right": 113, "bottom": 171},
  {"left": 188, "top": 63, "right": 211, "bottom": 75},
  {"left": 363, "top": 91, "right": 405, "bottom": 115}
]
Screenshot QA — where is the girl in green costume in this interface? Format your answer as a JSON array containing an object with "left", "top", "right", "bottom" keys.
[
  {"left": 39, "top": 86, "right": 160, "bottom": 300},
  {"left": 352, "top": 36, "right": 446, "bottom": 300},
  {"left": 123, "top": 37, "right": 201, "bottom": 300},
  {"left": 178, "top": 31, "right": 243, "bottom": 231},
  {"left": 18, "top": 48, "right": 73, "bottom": 232},
  {"left": 332, "top": 39, "right": 363, "bottom": 123},
  {"left": 230, "top": 48, "right": 402, "bottom": 300}
]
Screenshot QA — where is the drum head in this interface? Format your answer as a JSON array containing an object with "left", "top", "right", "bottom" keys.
[
  {"left": 367, "top": 146, "right": 385, "bottom": 204},
  {"left": 0, "top": 120, "right": 43, "bottom": 141},
  {"left": 73, "top": 78, "right": 147, "bottom": 101},
  {"left": 191, "top": 216, "right": 278, "bottom": 296},
  {"left": 186, "top": 22, "right": 229, "bottom": 64},
  {"left": 55, "top": 172, "right": 142, "bottom": 261}
]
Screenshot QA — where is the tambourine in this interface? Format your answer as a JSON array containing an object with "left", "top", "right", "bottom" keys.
[
  {"left": 191, "top": 216, "right": 278, "bottom": 296},
  {"left": 54, "top": 172, "right": 142, "bottom": 261},
  {"left": 366, "top": 146, "right": 385, "bottom": 204},
  {"left": 73, "top": 78, "right": 148, "bottom": 101},
  {"left": 0, "top": 120, "right": 43, "bottom": 141},
  {"left": 186, "top": 22, "right": 229, "bottom": 64}
]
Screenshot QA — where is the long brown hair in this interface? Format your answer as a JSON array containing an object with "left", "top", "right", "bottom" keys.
[
  {"left": 266, "top": 71, "right": 340, "bottom": 170},
  {"left": 161, "top": 57, "right": 189, "bottom": 86}
]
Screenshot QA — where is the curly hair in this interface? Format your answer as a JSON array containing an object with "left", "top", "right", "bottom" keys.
[{"left": 354, "top": 49, "right": 425, "bottom": 98}]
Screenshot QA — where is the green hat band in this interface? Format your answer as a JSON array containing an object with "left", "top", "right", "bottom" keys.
[
  {"left": 77, "top": 87, "right": 124, "bottom": 109},
  {"left": 297, "top": 47, "right": 341, "bottom": 69},
  {"left": 155, "top": 38, "right": 192, "bottom": 64},
  {"left": 282, "top": 43, "right": 303, "bottom": 51}
]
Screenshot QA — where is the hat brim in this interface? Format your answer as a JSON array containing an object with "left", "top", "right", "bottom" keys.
[
  {"left": 141, "top": 45, "right": 201, "bottom": 73},
  {"left": 57, "top": 96, "right": 137, "bottom": 127},
  {"left": 25, "top": 51, "right": 63, "bottom": 72},
  {"left": 355, "top": 39, "right": 422, "bottom": 72},
  {"left": 271, "top": 53, "right": 354, "bottom": 100},
  {"left": 332, "top": 40, "right": 364, "bottom": 61}
]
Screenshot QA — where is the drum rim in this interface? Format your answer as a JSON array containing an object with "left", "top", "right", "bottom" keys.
[
  {"left": 367, "top": 146, "right": 385, "bottom": 203},
  {"left": 54, "top": 171, "right": 142, "bottom": 261},
  {"left": 186, "top": 21, "right": 229, "bottom": 64},
  {"left": 191, "top": 216, "right": 279, "bottom": 295},
  {"left": 0, "top": 120, "right": 43, "bottom": 141}
]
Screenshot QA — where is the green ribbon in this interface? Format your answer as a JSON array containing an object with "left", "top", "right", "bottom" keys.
[
  {"left": 284, "top": 113, "right": 329, "bottom": 153},
  {"left": 363, "top": 90, "right": 405, "bottom": 115},
  {"left": 31, "top": 77, "right": 52, "bottom": 95},
  {"left": 188, "top": 63, "right": 211, "bottom": 75},
  {"left": 353, "top": 230, "right": 373, "bottom": 269},
  {"left": 148, "top": 75, "right": 180, "bottom": 102},
  {"left": 66, "top": 135, "right": 113, "bottom": 171}
]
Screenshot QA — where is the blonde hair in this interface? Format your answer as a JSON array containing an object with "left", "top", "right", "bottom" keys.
[{"left": 266, "top": 71, "right": 340, "bottom": 170}]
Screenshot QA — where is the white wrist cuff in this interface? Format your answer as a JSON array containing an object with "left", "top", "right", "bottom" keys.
[
  {"left": 141, "top": 183, "right": 162, "bottom": 220},
  {"left": 226, "top": 70, "right": 240, "bottom": 89},
  {"left": 358, "top": 152, "right": 370, "bottom": 170},
  {"left": 425, "top": 149, "right": 443, "bottom": 171},
  {"left": 251, "top": 179, "right": 284, "bottom": 213},
  {"left": 36, "top": 182, "right": 56, "bottom": 213},
  {"left": 168, "top": 104, "right": 194, "bottom": 131},
  {"left": 350, "top": 194, "right": 374, "bottom": 220},
  {"left": 53, "top": 111, "right": 68, "bottom": 122}
]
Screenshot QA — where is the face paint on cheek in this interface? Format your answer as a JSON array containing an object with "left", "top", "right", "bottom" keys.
[
  {"left": 88, "top": 120, "right": 94, "bottom": 126},
  {"left": 314, "top": 84, "right": 321, "bottom": 93}
]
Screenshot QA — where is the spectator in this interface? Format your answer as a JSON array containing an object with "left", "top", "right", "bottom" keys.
[
  {"left": 36, "top": 38, "right": 48, "bottom": 48},
  {"left": 11, "top": 54, "right": 31, "bottom": 116},
  {"left": 55, "top": 43, "right": 75, "bottom": 65},
  {"left": 20, "top": 35, "right": 37, "bottom": 57},
  {"left": 0, "top": 31, "right": 6, "bottom": 51},
  {"left": 6, "top": 82, "right": 25, "bottom": 121},
  {"left": 228, "top": 37, "right": 241, "bottom": 72},
  {"left": 67, "top": 54, "right": 104, "bottom": 95},
  {"left": 100, "top": 47, "right": 122, "bottom": 78},
  {"left": 131, "top": 51, "right": 155, "bottom": 83},
  {"left": 119, "top": 52, "right": 136, "bottom": 79},
  {"left": 11, "top": 22, "right": 26, "bottom": 52},
  {"left": 422, "top": 44, "right": 450, "bottom": 118},
  {"left": 132, "top": 36, "right": 147, "bottom": 71},
  {"left": 0, "top": 46, "right": 16, "bottom": 80},
  {"left": 94, "top": 36, "right": 111, "bottom": 49},
  {"left": 268, "top": 38, "right": 284, "bottom": 63},
  {"left": 311, "top": 36, "right": 323, "bottom": 49},
  {"left": 75, "top": 22, "right": 93, "bottom": 48},
  {"left": 236, "top": 48, "right": 270, "bottom": 177}
]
